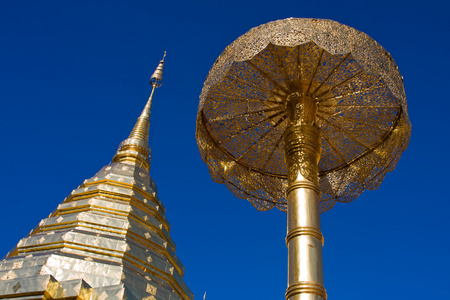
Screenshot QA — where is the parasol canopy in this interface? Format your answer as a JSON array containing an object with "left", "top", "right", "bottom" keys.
[{"left": 196, "top": 18, "right": 411, "bottom": 213}]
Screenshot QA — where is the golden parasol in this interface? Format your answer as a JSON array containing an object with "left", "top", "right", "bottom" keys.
[{"left": 196, "top": 18, "right": 410, "bottom": 299}]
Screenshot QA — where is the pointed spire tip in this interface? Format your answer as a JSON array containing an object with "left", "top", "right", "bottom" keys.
[{"left": 150, "top": 52, "right": 166, "bottom": 88}]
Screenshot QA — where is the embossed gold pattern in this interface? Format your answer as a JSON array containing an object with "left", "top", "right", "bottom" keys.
[
  {"left": 196, "top": 18, "right": 411, "bottom": 213},
  {"left": 284, "top": 124, "right": 321, "bottom": 184}
]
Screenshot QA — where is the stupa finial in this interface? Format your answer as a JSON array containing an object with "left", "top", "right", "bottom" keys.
[
  {"left": 150, "top": 51, "right": 166, "bottom": 88},
  {"left": 112, "top": 53, "right": 166, "bottom": 172}
]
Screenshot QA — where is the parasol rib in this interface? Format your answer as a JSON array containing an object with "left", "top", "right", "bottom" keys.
[
  {"left": 236, "top": 116, "right": 286, "bottom": 161},
  {"left": 210, "top": 92, "right": 283, "bottom": 105},
  {"left": 333, "top": 105, "right": 398, "bottom": 108},
  {"left": 316, "top": 70, "right": 364, "bottom": 99},
  {"left": 313, "top": 53, "right": 352, "bottom": 95},
  {"left": 208, "top": 106, "right": 284, "bottom": 123},
  {"left": 319, "top": 108, "right": 404, "bottom": 176},
  {"left": 320, "top": 83, "right": 387, "bottom": 103},
  {"left": 320, "top": 131, "right": 349, "bottom": 166},
  {"left": 245, "top": 61, "right": 290, "bottom": 94},
  {"left": 296, "top": 45, "right": 303, "bottom": 83},
  {"left": 261, "top": 124, "right": 286, "bottom": 170},
  {"left": 331, "top": 111, "right": 394, "bottom": 132},
  {"left": 219, "top": 110, "right": 286, "bottom": 143},
  {"left": 226, "top": 74, "right": 286, "bottom": 98},
  {"left": 268, "top": 45, "right": 294, "bottom": 91},
  {"left": 317, "top": 107, "right": 334, "bottom": 114},
  {"left": 316, "top": 114, "right": 372, "bottom": 149},
  {"left": 306, "top": 49, "right": 325, "bottom": 94},
  {"left": 201, "top": 110, "right": 287, "bottom": 179}
]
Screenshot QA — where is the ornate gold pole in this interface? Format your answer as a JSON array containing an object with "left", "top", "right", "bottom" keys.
[{"left": 284, "top": 93, "right": 326, "bottom": 300}]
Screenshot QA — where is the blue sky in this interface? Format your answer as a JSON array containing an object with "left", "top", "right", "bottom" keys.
[{"left": 0, "top": 0, "right": 449, "bottom": 299}]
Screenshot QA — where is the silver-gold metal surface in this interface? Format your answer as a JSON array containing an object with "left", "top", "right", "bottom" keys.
[
  {"left": 0, "top": 55, "right": 193, "bottom": 300},
  {"left": 196, "top": 18, "right": 411, "bottom": 213}
]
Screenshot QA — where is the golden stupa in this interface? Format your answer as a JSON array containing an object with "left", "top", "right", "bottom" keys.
[{"left": 0, "top": 54, "right": 194, "bottom": 300}]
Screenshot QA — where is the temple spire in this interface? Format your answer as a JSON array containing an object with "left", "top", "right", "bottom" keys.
[{"left": 112, "top": 52, "right": 166, "bottom": 172}]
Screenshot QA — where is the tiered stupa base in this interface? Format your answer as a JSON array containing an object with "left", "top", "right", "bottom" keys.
[{"left": 0, "top": 163, "right": 193, "bottom": 300}]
